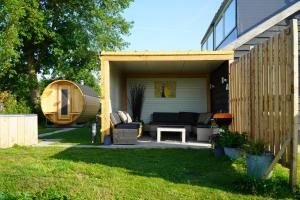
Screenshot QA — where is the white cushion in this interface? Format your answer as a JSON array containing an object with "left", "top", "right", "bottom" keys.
[
  {"left": 118, "top": 111, "right": 128, "bottom": 123},
  {"left": 125, "top": 112, "right": 133, "bottom": 123}
]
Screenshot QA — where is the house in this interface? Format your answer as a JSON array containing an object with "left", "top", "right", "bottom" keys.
[
  {"left": 201, "top": 0, "right": 300, "bottom": 128},
  {"left": 201, "top": 0, "right": 299, "bottom": 54},
  {"left": 100, "top": 51, "right": 234, "bottom": 141}
]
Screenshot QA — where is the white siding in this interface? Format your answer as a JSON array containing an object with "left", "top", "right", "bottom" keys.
[
  {"left": 110, "top": 67, "right": 122, "bottom": 112},
  {"left": 127, "top": 78, "right": 208, "bottom": 123}
]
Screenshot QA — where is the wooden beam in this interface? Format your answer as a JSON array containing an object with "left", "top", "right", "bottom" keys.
[
  {"left": 126, "top": 73, "right": 209, "bottom": 78},
  {"left": 101, "top": 51, "right": 234, "bottom": 62},
  {"left": 290, "top": 18, "right": 298, "bottom": 192},
  {"left": 100, "top": 59, "right": 111, "bottom": 143},
  {"left": 263, "top": 136, "right": 291, "bottom": 179}
]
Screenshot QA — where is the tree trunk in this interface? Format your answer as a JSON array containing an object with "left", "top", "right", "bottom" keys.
[{"left": 27, "top": 50, "right": 39, "bottom": 110}]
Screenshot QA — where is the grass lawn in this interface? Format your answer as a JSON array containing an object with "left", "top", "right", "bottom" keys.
[
  {"left": 41, "top": 127, "right": 100, "bottom": 144},
  {"left": 38, "top": 124, "right": 62, "bottom": 135},
  {"left": 0, "top": 146, "right": 297, "bottom": 200}
]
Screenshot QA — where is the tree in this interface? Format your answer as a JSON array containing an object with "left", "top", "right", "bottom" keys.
[{"left": 0, "top": 0, "right": 133, "bottom": 110}]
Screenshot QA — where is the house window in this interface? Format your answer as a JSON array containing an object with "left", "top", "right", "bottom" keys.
[
  {"left": 202, "top": 40, "right": 207, "bottom": 50},
  {"left": 215, "top": 17, "right": 224, "bottom": 47},
  {"left": 207, "top": 32, "right": 213, "bottom": 50},
  {"left": 224, "top": 0, "right": 236, "bottom": 36},
  {"left": 214, "top": 0, "right": 236, "bottom": 48}
]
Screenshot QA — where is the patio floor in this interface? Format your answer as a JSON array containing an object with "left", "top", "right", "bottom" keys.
[{"left": 37, "top": 135, "right": 210, "bottom": 149}]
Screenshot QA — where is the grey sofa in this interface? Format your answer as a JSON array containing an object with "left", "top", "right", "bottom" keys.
[{"left": 147, "top": 112, "right": 212, "bottom": 140}]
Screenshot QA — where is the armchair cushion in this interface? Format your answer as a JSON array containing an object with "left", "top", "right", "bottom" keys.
[
  {"left": 115, "top": 123, "right": 140, "bottom": 129},
  {"left": 197, "top": 113, "right": 212, "bottom": 125},
  {"left": 125, "top": 112, "right": 133, "bottom": 123},
  {"left": 118, "top": 111, "right": 128, "bottom": 123},
  {"left": 110, "top": 112, "right": 122, "bottom": 126}
]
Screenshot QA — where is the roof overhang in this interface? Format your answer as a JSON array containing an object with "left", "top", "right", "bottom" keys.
[
  {"left": 101, "top": 51, "right": 234, "bottom": 61},
  {"left": 100, "top": 51, "right": 234, "bottom": 74}
]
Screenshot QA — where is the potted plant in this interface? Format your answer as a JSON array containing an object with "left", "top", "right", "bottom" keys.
[
  {"left": 209, "top": 133, "right": 224, "bottom": 157},
  {"left": 128, "top": 84, "right": 146, "bottom": 122},
  {"left": 244, "top": 140, "right": 274, "bottom": 178},
  {"left": 219, "top": 128, "right": 246, "bottom": 160}
]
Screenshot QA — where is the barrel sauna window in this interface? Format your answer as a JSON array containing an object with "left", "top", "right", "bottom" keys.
[{"left": 61, "top": 89, "right": 68, "bottom": 115}]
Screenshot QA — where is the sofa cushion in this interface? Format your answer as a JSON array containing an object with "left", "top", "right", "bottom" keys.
[
  {"left": 179, "top": 112, "right": 199, "bottom": 124},
  {"left": 117, "top": 111, "right": 128, "bottom": 123},
  {"left": 115, "top": 123, "right": 140, "bottom": 129},
  {"left": 152, "top": 112, "right": 179, "bottom": 123},
  {"left": 197, "top": 113, "right": 212, "bottom": 125},
  {"left": 110, "top": 112, "right": 122, "bottom": 126}
]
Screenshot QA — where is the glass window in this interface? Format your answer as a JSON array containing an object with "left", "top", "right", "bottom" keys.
[
  {"left": 202, "top": 41, "right": 207, "bottom": 50},
  {"left": 224, "top": 0, "right": 236, "bottom": 36},
  {"left": 201, "top": 43, "right": 205, "bottom": 50},
  {"left": 215, "top": 17, "right": 224, "bottom": 47},
  {"left": 207, "top": 32, "right": 213, "bottom": 50},
  {"left": 61, "top": 89, "right": 68, "bottom": 115}
]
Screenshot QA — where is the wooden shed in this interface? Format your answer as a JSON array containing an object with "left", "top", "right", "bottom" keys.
[
  {"left": 100, "top": 51, "right": 234, "bottom": 143},
  {"left": 41, "top": 80, "right": 100, "bottom": 125}
]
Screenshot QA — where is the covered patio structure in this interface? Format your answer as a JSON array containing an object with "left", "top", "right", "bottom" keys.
[{"left": 100, "top": 51, "right": 234, "bottom": 143}]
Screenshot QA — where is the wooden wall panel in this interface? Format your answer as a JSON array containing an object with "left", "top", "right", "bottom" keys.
[{"left": 0, "top": 115, "right": 38, "bottom": 148}]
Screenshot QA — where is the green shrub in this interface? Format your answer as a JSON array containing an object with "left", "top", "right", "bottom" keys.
[
  {"left": 243, "top": 140, "right": 266, "bottom": 155},
  {"left": 233, "top": 176, "right": 291, "bottom": 197},
  {"left": 219, "top": 128, "right": 247, "bottom": 148},
  {"left": 0, "top": 91, "right": 31, "bottom": 114}
]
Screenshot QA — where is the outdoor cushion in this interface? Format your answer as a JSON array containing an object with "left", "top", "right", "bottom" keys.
[
  {"left": 152, "top": 112, "right": 179, "bottom": 123},
  {"left": 125, "top": 112, "right": 133, "bottom": 123},
  {"left": 110, "top": 112, "right": 122, "bottom": 126},
  {"left": 115, "top": 123, "right": 140, "bottom": 129},
  {"left": 197, "top": 113, "right": 212, "bottom": 125},
  {"left": 118, "top": 111, "right": 128, "bottom": 123},
  {"left": 178, "top": 112, "right": 199, "bottom": 124}
]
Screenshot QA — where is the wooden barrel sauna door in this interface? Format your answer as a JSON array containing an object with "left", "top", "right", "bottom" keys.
[{"left": 58, "top": 85, "right": 70, "bottom": 120}]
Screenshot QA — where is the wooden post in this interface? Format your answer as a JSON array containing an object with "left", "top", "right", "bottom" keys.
[
  {"left": 290, "top": 18, "right": 298, "bottom": 192},
  {"left": 100, "top": 59, "right": 111, "bottom": 144}
]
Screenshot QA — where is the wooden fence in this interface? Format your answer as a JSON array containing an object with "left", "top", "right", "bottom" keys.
[
  {"left": 0, "top": 114, "right": 38, "bottom": 148},
  {"left": 229, "top": 19, "right": 298, "bottom": 189}
]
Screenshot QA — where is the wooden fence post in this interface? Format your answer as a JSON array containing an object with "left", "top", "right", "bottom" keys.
[{"left": 290, "top": 18, "right": 298, "bottom": 192}]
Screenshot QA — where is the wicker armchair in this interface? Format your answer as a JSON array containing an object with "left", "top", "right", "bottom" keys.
[{"left": 110, "top": 112, "right": 141, "bottom": 144}]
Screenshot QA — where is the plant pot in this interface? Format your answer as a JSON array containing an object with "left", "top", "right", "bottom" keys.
[
  {"left": 224, "top": 147, "right": 241, "bottom": 160},
  {"left": 246, "top": 154, "right": 274, "bottom": 178},
  {"left": 214, "top": 145, "right": 225, "bottom": 157},
  {"left": 104, "top": 135, "right": 112, "bottom": 145}
]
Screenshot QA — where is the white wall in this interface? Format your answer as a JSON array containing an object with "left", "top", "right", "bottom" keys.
[
  {"left": 110, "top": 66, "right": 122, "bottom": 112},
  {"left": 127, "top": 78, "right": 208, "bottom": 123}
]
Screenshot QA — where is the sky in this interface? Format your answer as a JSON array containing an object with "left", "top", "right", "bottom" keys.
[{"left": 122, "top": 0, "right": 223, "bottom": 51}]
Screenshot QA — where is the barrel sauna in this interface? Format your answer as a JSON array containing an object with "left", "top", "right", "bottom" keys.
[{"left": 41, "top": 80, "right": 100, "bottom": 125}]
